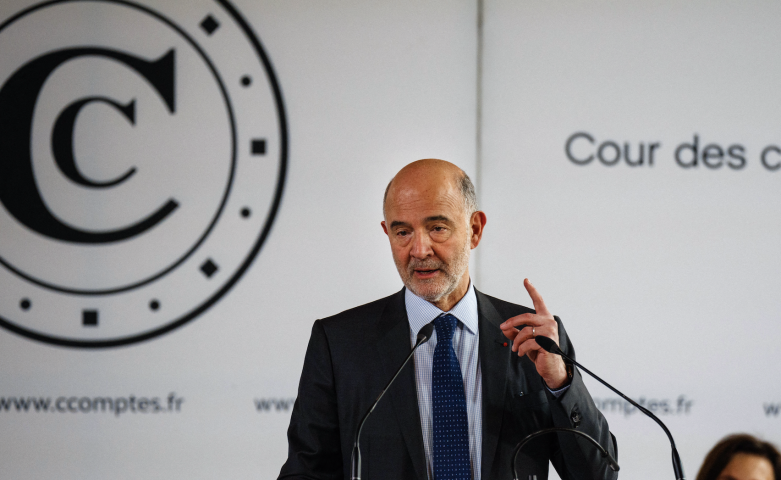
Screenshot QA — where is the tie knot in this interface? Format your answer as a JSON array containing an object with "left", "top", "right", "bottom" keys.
[{"left": 434, "top": 313, "right": 458, "bottom": 342}]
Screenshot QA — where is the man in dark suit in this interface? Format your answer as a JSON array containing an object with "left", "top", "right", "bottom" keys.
[{"left": 279, "top": 159, "right": 617, "bottom": 480}]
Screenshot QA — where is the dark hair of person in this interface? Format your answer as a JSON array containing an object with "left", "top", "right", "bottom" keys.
[{"left": 696, "top": 433, "right": 781, "bottom": 480}]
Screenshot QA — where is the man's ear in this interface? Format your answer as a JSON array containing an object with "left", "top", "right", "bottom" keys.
[
  {"left": 381, "top": 220, "right": 388, "bottom": 236},
  {"left": 470, "top": 211, "right": 487, "bottom": 249}
]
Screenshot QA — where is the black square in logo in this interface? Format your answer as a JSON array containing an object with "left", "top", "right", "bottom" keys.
[
  {"left": 251, "top": 139, "right": 266, "bottom": 155},
  {"left": 200, "top": 259, "right": 218, "bottom": 278},
  {"left": 82, "top": 310, "right": 98, "bottom": 327},
  {"left": 200, "top": 15, "right": 219, "bottom": 35}
]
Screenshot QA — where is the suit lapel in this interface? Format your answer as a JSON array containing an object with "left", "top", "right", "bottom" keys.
[
  {"left": 376, "top": 289, "right": 428, "bottom": 480},
  {"left": 476, "top": 289, "right": 511, "bottom": 480}
]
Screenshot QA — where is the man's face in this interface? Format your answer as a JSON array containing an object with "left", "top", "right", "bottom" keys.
[{"left": 381, "top": 175, "right": 473, "bottom": 305}]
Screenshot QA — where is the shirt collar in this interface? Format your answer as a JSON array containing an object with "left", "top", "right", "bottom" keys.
[{"left": 405, "top": 282, "right": 478, "bottom": 336}]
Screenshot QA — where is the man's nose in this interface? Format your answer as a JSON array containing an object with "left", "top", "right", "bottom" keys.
[{"left": 409, "top": 232, "right": 433, "bottom": 259}]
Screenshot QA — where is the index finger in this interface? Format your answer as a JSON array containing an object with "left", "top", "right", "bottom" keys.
[{"left": 524, "top": 278, "right": 550, "bottom": 316}]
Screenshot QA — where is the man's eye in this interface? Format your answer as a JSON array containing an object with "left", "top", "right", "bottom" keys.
[{"left": 396, "top": 230, "right": 409, "bottom": 236}]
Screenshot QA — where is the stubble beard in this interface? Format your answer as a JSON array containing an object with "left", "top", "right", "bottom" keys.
[{"left": 396, "top": 234, "right": 471, "bottom": 304}]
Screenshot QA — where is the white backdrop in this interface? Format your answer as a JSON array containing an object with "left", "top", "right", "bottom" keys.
[
  {"left": 480, "top": 1, "right": 781, "bottom": 478},
  {"left": 0, "top": 1, "right": 778, "bottom": 479}
]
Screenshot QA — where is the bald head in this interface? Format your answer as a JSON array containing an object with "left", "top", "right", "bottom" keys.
[
  {"left": 383, "top": 159, "right": 477, "bottom": 219},
  {"left": 380, "top": 159, "right": 483, "bottom": 309}
]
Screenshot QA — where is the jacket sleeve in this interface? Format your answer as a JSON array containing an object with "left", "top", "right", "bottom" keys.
[
  {"left": 547, "top": 316, "right": 619, "bottom": 480},
  {"left": 278, "top": 320, "right": 343, "bottom": 480}
]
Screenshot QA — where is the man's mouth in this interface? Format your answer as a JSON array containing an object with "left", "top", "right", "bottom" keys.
[{"left": 413, "top": 269, "right": 439, "bottom": 278}]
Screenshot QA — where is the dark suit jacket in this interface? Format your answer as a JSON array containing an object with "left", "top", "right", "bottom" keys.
[{"left": 279, "top": 288, "right": 617, "bottom": 480}]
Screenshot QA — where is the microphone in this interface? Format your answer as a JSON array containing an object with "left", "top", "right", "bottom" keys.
[
  {"left": 535, "top": 335, "right": 685, "bottom": 480},
  {"left": 513, "top": 427, "right": 620, "bottom": 480},
  {"left": 350, "top": 322, "right": 435, "bottom": 480}
]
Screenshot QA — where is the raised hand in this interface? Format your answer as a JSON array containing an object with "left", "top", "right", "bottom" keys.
[{"left": 499, "top": 279, "right": 568, "bottom": 389}]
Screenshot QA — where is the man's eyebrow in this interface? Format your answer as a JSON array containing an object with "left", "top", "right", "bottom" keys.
[
  {"left": 389, "top": 220, "right": 411, "bottom": 229},
  {"left": 389, "top": 216, "right": 452, "bottom": 229}
]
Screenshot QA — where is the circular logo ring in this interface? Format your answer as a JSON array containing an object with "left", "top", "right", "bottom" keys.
[{"left": 0, "top": 0, "right": 288, "bottom": 348}]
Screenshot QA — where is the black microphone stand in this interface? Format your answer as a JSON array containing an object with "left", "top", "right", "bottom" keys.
[
  {"left": 350, "top": 323, "right": 434, "bottom": 480},
  {"left": 512, "top": 427, "right": 620, "bottom": 480},
  {"left": 535, "top": 336, "right": 685, "bottom": 480}
]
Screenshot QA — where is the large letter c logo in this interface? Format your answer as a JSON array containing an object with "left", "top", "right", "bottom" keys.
[{"left": 0, "top": 47, "right": 178, "bottom": 244}]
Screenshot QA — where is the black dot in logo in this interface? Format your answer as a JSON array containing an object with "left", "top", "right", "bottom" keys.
[
  {"left": 82, "top": 310, "right": 98, "bottom": 327},
  {"left": 200, "top": 15, "right": 219, "bottom": 35},
  {"left": 149, "top": 300, "right": 160, "bottom": 311},
  {"left": 240, "top": 207, "right": 251, "bottom": 218},
  {"left": 241, "top": 75, "right": 251, "bottom": 87},
  {"left": 200, "top": 259, "right": 218, "bottom": 278},
  {"left": 251, "top": 139, "right": 266, "bottom": 155},
  {"left": 20, "top": 299, "right": 31, "bottom": 310}
]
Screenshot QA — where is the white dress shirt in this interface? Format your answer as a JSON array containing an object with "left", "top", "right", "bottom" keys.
[
  {"left": 405, "top": 283, "right": 570, "bottom": 480},
  {"left": 406, "top": 284, "right": 482, "bottom": 480}
]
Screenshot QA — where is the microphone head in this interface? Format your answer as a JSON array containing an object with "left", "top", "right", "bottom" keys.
[
  {"left": 535, "top": 335, "right": 561, "bottom": 354},
  {"left": 416, "top": 323, "right": 435, "bottom": 344}
]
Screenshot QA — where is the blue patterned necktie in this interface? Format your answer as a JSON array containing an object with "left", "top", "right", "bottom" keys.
[{"left": 432, "top": 313, "right": 471, "bottom": 480}]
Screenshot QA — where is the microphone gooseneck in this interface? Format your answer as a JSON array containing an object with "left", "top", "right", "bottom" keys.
[
  {"left": 533, "top": 335, "right": 559, "bottom": 354},
  {"left": 535, "top": 335, "right": 685, "bottom": 480},
  {"left": 350, "top": 323, "right": 435, "bottom": 480},
  {"left": 512, "top": 427, "right": 620, "bottom": 480}
]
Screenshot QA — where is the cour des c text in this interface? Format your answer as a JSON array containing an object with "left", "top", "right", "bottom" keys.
[{"left": 565, "top": 131, "right": 781, "bottom": 171}]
